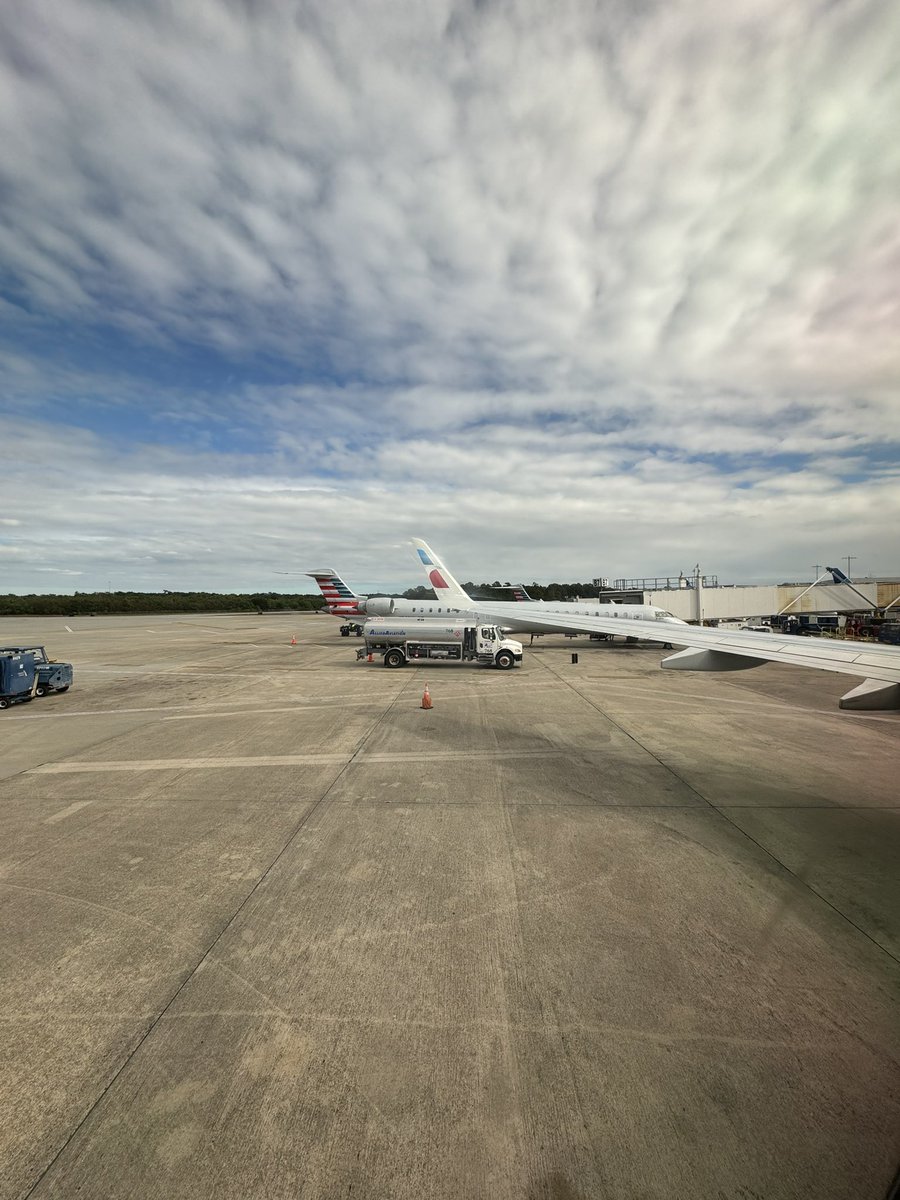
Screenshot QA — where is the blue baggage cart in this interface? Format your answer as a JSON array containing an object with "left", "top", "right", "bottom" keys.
[
  {"left": 0, "top": 651, "right": 37, "bottom": 709},
  {"left": 0, "top": 646, "right": 73, "bottom": 698}
]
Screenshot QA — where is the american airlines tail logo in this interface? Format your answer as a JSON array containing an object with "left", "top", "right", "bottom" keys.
[
  {"left": 416, "top": 547, "right": 449, "bottom": 589},
  {"left": 316, "top": 577, "right": 355, "bottom": 599},
  {"left": 308, "top": 570, "right": 363, "bottom": 614}
]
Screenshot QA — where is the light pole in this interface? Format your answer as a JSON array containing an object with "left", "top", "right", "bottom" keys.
[{"left": 694, "top": 563, "right": 703, "bottom": 624}]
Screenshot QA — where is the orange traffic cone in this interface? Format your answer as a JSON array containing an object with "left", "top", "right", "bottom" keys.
[
  {"left": 290, "top": 634, "right": 297, "bottom": 646},
  {"left": 421, "top": 684, "right": 433, "bottom": 710}
]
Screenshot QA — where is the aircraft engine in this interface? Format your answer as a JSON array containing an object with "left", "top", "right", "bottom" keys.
[{"left": 360, "top": 597, "right": 395, "bottom": 616}]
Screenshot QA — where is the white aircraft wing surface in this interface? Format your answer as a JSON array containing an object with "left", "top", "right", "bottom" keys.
[{"left": 482, "top": 601, "right": 900, "bottom": 711}]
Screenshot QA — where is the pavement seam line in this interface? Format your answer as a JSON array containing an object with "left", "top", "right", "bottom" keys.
[
  {"left": 533, "top": 655, "right": 900, "bottom": 970},
  {"left": 20, "top": 670, "right": 418, "bottom": 1198}
]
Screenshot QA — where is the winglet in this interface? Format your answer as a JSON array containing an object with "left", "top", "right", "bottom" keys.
[{"left": 411, "top": 540, "right": 472, "bottom": 603}]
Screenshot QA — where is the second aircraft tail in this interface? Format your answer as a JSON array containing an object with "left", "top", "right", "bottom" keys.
[
  {"left": 411, "top": 540, "right": 472, "bottom": 604},
  {"left": 306, "top": 569, "right": 365, "bottom": 616}
]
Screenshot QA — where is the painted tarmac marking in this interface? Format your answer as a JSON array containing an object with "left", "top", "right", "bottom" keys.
[
  {"left": 64, "top": 625, "right": 73, "bottom": 633},
  {"left": 6, "top": 658, "right": 897, "bottom": 725},
  {"left": 161, "top": 702, "right": 378, "bottom": 721},
  {"left": 43, "top": 800, "right": 94, "bottom": 824},
  {"left": 13, "top": 676, "right": 424, "bottom": 1176},
  {"left": 363, "top": 749, "right": 566, "bottom": 762},
  {"left": 0, "top": 1008, "right": 825, "bottom": 1050},
  {"left": 6, "top": 697, "right": 400, "bottom": 721},
  {"left": 30, "top": 755, "right": 351, "bottom": 773},
  {"left": 28, "top": 748, "right": 571, "bottom": 774}
]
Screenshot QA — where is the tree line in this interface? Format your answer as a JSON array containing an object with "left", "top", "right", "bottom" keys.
[
  {"left": 0, "top": 581, "right": 606, "bottom": 617},
  {"left": 0, "top": 592, "right": 325, "bottom": 616}
]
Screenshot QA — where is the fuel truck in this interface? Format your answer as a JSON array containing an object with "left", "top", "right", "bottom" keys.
[{"left": 356, "top": 618, "right": 523, "bottom": 669}]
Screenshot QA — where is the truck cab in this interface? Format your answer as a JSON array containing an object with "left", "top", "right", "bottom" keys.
[
  {"left": 476, "top": 625, "right": 500, "bottom": 657},
  {"left": 470, "top": 624, "right": 522, "bottom": 666}
]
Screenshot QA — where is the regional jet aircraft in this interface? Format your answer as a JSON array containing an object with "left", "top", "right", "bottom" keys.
[
  {"left": 309, "top": 558, "right": 676, "bottom": 633},
  {"left": 410, "top": 540, "right": 686, "bottom": 635},
  {"left": 307, "top": 569, "right": 489, "bottom": 621},
  {"left": 410, "top": 541, "right": 900, "bottom": 711}
]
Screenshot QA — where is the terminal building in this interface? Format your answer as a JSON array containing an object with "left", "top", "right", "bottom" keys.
[{"left": 600, "top": 574, "right": 900, "bottom": 625}]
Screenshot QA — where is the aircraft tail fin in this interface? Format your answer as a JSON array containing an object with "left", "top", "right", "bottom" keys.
[
  {"left": 486, "top": 583, "right": 534, "bottom": 601},
  {"left": 411, "top": 540, "right": 472, "bottom": 603},
  {"left": 826, "top": 566, "right": 851, "bottom": 585},
  {"left": 306, "top": 569, "right": 364, "bottom": 614}
]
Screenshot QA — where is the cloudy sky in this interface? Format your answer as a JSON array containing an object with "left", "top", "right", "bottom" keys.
[{"left": 2, "top": 0, "right": 898, "bottom": 594}]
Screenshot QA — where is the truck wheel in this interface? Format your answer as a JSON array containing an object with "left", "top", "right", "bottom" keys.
[
  {"left": 35, "top": 686, "right": 46, "bottom": 697},
  {"left": 384, "top": 649, "right": 405, "bottom": 668},
  {"left": 0, "top": 698, "right": 9, "bottom": 709},
  {"left": 495, "top": 650, "right": 515, "bottom": 670}
]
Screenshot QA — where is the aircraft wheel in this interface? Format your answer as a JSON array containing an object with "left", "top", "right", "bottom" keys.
[
  {"left": 35, "top": 686, "right": 46, "bottom": 697},
  {"left": 0, "top": 698, "right": 9, "bottom": 709}
]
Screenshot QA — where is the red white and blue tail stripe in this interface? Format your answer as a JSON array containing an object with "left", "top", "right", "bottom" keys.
[{"left": 306, "top": 569, "right": 365, "bottom": 617}]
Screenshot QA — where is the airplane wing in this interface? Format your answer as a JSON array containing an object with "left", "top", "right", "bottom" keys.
[{"left": 480, "top": 601, "right": 900, "bottom": 711}]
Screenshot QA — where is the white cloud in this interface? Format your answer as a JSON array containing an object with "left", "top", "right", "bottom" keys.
[
  {"left": 3, "top": 0, "right": 898, "bottom": 386},
  {"left": 1, "top": 1, "right": 898, "bottom": 590},
  {"left": 1, "top": 405, "right": 897, "bottom": 594}
]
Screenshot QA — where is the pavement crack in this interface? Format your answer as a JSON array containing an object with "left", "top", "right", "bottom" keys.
[
  {"left": 20, "top": 673, "right": 419, "bottom": 1198},
  {"left": 532, "top": 654, "right": 900, "bottom": 971}
]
